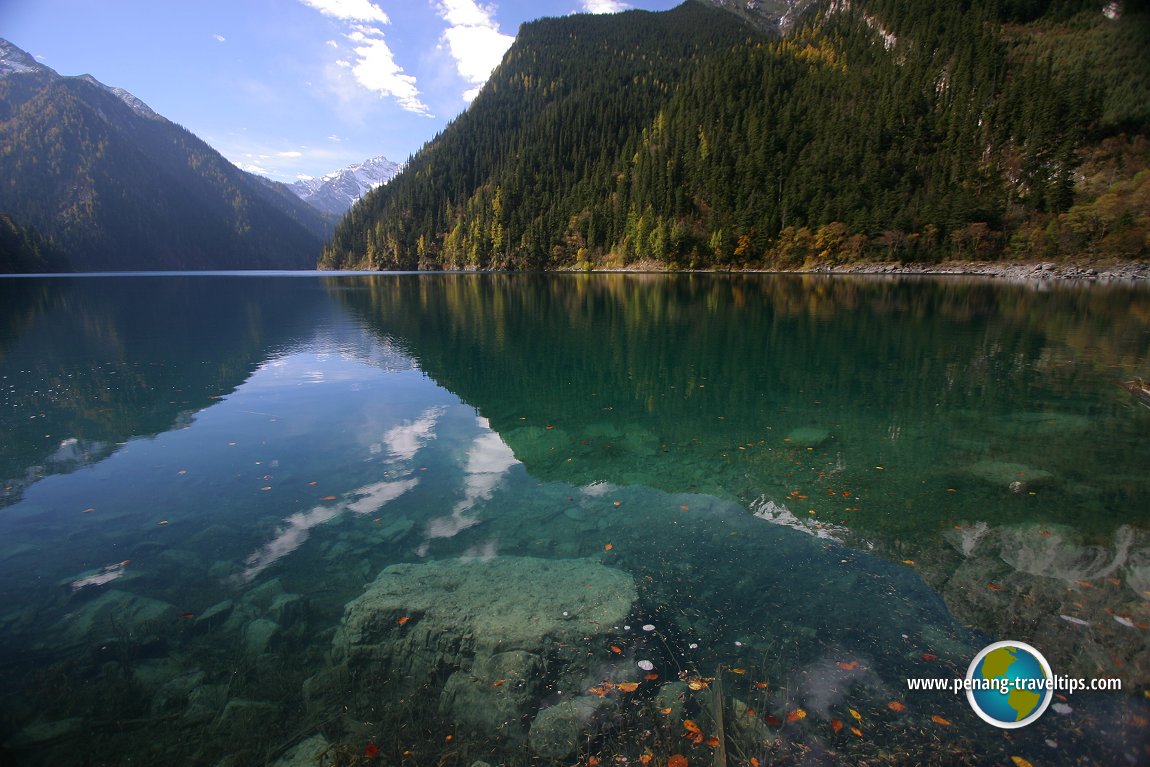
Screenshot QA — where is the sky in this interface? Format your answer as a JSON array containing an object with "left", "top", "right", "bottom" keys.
[{"left": 2, "top": 0, "right": 681, "bottom": 183}]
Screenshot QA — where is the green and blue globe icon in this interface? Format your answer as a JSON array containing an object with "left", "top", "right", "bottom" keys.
[{"left": 966, "top": 641, "right": 1054, "bottom": 727}]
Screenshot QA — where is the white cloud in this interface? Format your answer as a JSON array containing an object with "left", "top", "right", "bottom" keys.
[
  {"left": 582, "top": 0, "right": 629, "bottom": 11},
  {"left": 279, "top": 150, "right": 303, "bottom": 158},
  {"left": 299, "top": 0, "right": 390, "bottom": 23},
  {"left": 213, "top": 33, "right": 227, "bottom": 42},
  {"left": 434, "top": 0, "right": 514, "bottom": 102},
  {"left": 299, "top": 0, "right": 432, "bottom": 116}
]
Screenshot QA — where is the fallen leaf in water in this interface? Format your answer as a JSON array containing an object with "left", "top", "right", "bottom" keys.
[
  {"left": 639, "top": 754, "right": 653, "bottom": 766},
  {"left": 260, "top": 486, "right": 272, "bottom": 491},
  {"left": 901, "top": 559, "right": 915, "bottom": 565},
  {"left": 364, "top": 742, "right": 380, "bottom": 758},
  {"left": 786, "top": 708, "right": 807, "bottom": 722},
  {"left": 887, "top": 701, "right": 905, "bottom": 713},
  {"left": 589, "top": 684, "right": 614, "bottom": 697},
  {"left": 1108, "top": 578, "right": 1122, "bottom": 586},
  {"left": 837, "top": 661, "right": 861, "bottom": 671},
  {"left": 397, "top": 616, "right": 410, "bottom": 626},
  {"left": 750, "top": 758, "right": 759, "bottom": 767},
  {"left": 320, "top": 495, "right": 337, "bottom": 501},
  {"left": 667, "top": 755, "right": 688, "bottom": 767},
  {"left": 610, "top": 645, "right": 622, "bottom": 654},
  {"left": 703, "top": 736, "right": 720, "bottom": 748},
  {"left": 644, "top": 673, "right": 660, "bottom": 680},
  {"left": 931, "top": 715, "right": 952, "bottom": 726},
  {"left": 660, "top": 707, "right": 673, "bottom": 715},
  {"left": 587, "top": 756, "right": 599, "bottom": 766},
  {"left": 491, "top": 680, "right": 505, "bottom": 687},
  {"left": 616, "top": 682, "right": 640, "bottom": 692},
  {"left": 986, "top": 582, "right": 1002, "bottom": 592},
  {"left": 849, "top": 709, "right": 862, "bottom": 721},
  {"left": 604, "top": 543, "right": 614, "bottom": 551},
  {"left": 613, "top": 501, "right": 622, "bottom": 507},
  {"left": 921, "top": 653, "right": 938, "bottom": 662},
  {"left": 730, "top": 667, "right": 746, "bottom": 674},
  {"left": 765, "top": 715, "right": 782, "bottom": 727},
  {"left": 850, "top": 727, "right": 863, "bottom": 737},
  {"left": 831, "top": 718, "right": 843, "bottom": 734},
  {"left": 687, "top": 679, "right": 710, "bottom": 691},
  {"left": 683, "top": 720, "right": 702, "bottom": 734},
  {"left": 177, "top": 612, "right": 195, "bottom": 620},
  {"left": 680, "top": 505, "right": 690, "bottom": 511},
  {"left": 308, "top": 481, "right": 318, "bottom": 486},
  {"left": 753, "top": 681, "right": 769, "bottom": 689},
  {"left": 1075, "top": 580, "right": 1094, "bottom": 588},
  {"left": 1010, "top": 758, "right": 1033, "bottom": 767}
]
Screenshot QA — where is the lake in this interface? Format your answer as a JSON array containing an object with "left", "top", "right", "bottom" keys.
[{"left": 1, "top": 272, "right": 1148, "bottom": 766}]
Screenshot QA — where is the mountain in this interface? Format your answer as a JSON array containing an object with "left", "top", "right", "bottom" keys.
[
  {"left": 0, "top": 38, "right": 331, "bottom": 272},
  {"left": 290, "top": 156, "right": 402, "bottom": 216},
  {"left": 321, "top": 0, "right": 1150, "bottom": 271}
]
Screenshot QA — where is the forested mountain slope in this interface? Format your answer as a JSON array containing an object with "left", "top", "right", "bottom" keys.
[
  {"left": 0, "top": 39, "right": 330, "bottom": 272},
  {"left": 321, "top": 0, "right": 1149, "bottom": 271}
]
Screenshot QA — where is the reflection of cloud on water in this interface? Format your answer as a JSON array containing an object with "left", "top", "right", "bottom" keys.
[
  {"left": 423, "top": 421, "right": 519, "bottom": 544},
  {"left": 240, "top": 477, "right": 419, "bottom": 582},
  {"left": 381, "top": 407, "right": 445, "bottom": 461}
]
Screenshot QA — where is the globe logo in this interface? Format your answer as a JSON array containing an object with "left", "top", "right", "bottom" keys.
[{"left": 966, "top": 641, "right": 1054, "bottom": 728}]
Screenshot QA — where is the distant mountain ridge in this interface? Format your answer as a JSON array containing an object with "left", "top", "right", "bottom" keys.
[
  {"left": 0, "top": 38, "right": 331, "bottom": 272},
  {"left": 290, "top": 156, "right": 401, "bottom": 216}
]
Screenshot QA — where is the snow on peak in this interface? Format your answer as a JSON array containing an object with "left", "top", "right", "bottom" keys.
[
  {"left": 290, "top": 155, "right": 402, "bottom": 215},
  {"left": 0, "top": 38, "right": 55, "bottom": 77}
]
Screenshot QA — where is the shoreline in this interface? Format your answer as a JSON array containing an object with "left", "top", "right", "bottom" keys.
[{"left": 555, "top": 259, "right": 1150, "bottom": 282}]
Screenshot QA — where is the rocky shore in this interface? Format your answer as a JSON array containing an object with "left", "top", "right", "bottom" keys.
[{"left": 806, "top": 260, "right": 1150, "bottom": 281}]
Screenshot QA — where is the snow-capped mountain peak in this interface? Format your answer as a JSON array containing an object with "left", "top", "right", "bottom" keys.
[{"left": 290, "top": 155, "right": 401, "bottom": 216}]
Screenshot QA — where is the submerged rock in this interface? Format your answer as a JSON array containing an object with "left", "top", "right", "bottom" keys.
[
  {"left": 967, "top": 460, "right": 1054, "bottom": 491},
  {"left": 330, "top": 556, "right": 637, "bottom": 747},
  {"left": 528, "top": 695, "right": 617, "bottom": 759},
  {"left": 785, "top": 426, "right": 831, "bottom": 448}
]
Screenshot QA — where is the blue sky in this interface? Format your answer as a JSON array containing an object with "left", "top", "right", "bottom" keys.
[{"left": 3, "top": 0, "right": 680, "bottom": 182}]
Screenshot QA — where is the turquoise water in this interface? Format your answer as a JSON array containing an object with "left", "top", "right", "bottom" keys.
[{"left": 0, "top": 273, "right": 1147, "bottom": 766}]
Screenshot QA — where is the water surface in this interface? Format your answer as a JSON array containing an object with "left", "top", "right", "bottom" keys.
[{"left": 0, "top": 273, "right": 1147, "bottom": 766}]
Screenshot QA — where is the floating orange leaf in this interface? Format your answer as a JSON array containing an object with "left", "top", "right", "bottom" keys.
[
  {"left": 837, "top": 661, "right": 861, "bottom": 671},
  {"left": 850, "top": 727, "right": 863, "bottom": 738},
  {"left": 986, "top": 582, "right": 1002, "bottom": 592},
  {"left": 396, "top": 615, "right": 410, "bottom": 626},
  {"left": 931, "top": 715, "right": 952, "bottom": 726},
  {"left": 1010, "top": 758, "right": 1033, "bottom": 767},
  {"left": 589, "top": 683, "right": 614, "bottom": 697},
  {"left": 587, "top": 756, "right": 599, "bottom": 766},
  {"left": 765, "top": 714, "right": 782, "bottom": 727},
  {"left": 604, "top": 543, "right": 614, "bottom": 551},
  {"left": 730, "top": 667, "right": 746, "bottom": 674},
  {"left": 660, "top": 707, "right": 673, "bottom": 715},
  {"left": 613, "top": 501, "right": 622, "bottom": 507},
  {"left": 785, "top": 708, "right": 807, "bottom": 722},
  {"left": 639, "top": 754, "right": 653, "bottom": 766},
  {"left": 680, "top": 505, "right": 690, "bottom": 511},
  {"left": 610, "top": 645, "right": 623, "bottom": 654},
  {"left": 491, "top": 680, "right": 505, "bottom": 687},
  {"left": 644, "top": 673, "right": 660, "bottom": 680},
  {"left": 320, "top": 495, "right": 337, "bottom": 501},
  {"left": 920, "top": 653, "right": 938, "bottom": 662},
  {"left": 683, "top": 720, "right": 702, "bottom": 734},
  {"left": 616, "top": 681, "right": 640, "bottom": 692},
  {"left": 751, "top": 759, "right": 760, "bottom": 767},
  {"left": 703, "top": 736, "right": 721, "bottom": 748},
  {"left": 753, "top": 681, "right": 769, "bottom": 689},
  {"left": 687, "top": 679, "right": 710, "bottom": 691},
  {"left": 887, "top": 701, "right": 905, "bottom": 713},
  {"left": 831, "top": 718, "right": 843, "bottom": 734},
  {"left": 667, "top": 756, "right": 688, "bottom": 767},
  {"left": 901, "top": 559, "right": 915, "bottom": 565},
  {"left": 849, "top": 709, "right": 862, "bottom": 721}
]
